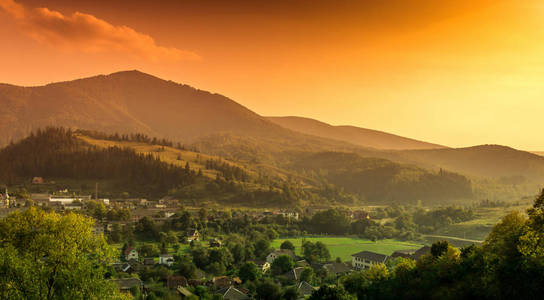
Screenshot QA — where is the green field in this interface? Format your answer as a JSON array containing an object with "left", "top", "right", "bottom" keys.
[{"left": 271, "top": 237, "right": 423, "bottom": 262}]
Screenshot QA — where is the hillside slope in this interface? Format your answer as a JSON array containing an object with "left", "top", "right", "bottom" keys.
[
  {"left": 397, "top": 145, "right": 544, "bottom": 181},
  {"left": 267, "top": 116, "right": 445, "bottom": 150}
]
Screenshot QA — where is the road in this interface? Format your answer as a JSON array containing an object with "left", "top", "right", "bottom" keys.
[{"left": 423, "top": 234, "right": 483, "bottom": 244}]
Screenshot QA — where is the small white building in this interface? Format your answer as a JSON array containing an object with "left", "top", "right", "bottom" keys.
[
  {"left": 159, "top": 254, "right": 174, "bottom": 267},
  {"left": 351, "top": 251, "right": 388, "bottom": 270},
  {"left": 124, "top": 248, "right": 139, "bottom": 261},
  {"left": 266, "top": 249, "right": 296, "bottom": 264},
  {"left": 49, "top": 195, "right": 91, "bottom": 205}
]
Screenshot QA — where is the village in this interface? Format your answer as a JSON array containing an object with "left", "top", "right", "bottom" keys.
[{"left": 0, "top": 185, "right": 430, "bottom": 299}]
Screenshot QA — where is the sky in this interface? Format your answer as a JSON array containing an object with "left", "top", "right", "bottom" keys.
[{"left": 1, "top": 0, "right": 544, "bottom": 150}]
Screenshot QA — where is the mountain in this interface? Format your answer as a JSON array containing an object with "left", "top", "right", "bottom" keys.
[
  {"left": 266, "top": 116, "right": 445, "bottom": 150},
  {"left": 397, "top": 145, "right": 544, "bottom": 181},
  {"left": 0, "top": 70, "right": 288, "bottom": 145},
  {"left": 532, "top": 151, "right": 544, "bottom": 157}
]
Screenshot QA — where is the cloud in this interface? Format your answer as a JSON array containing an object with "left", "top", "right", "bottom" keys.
[{"left": 0, "top": 0, "right": 199, "bottom": 62}]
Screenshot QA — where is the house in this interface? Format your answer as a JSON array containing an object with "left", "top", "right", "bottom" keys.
[
  {"left": 209, "top": 238, "right": 222, "bottom": 247},
  {"left": 266, "top": 249, "right": 296, "bottom": 263},
  {"left": 92, "top": 224, "right": 104, "bottom": 235},
  {"left": 111, "top": 278, "right": 142, "bottom": 293},
  {"left": 159, "top": 254, "right": 174, "bottom": 267},
  {"left": 350, "top": 210, "right": 370, "bottom": 220},
  {"left": 323, "top": 262, "right": 352, "bottom": 276},
  {"left": 215, "top": 286, "right": 250, "bottom": 300},
  {"left": 144, "top": 258, "right": 156, "bottom": 266},
  {"left": 167, "top": 275, "right": 188, "bottom": 289},
  {"left": 296, "top": 259, "right": 310, "bottom": 267},
  {"left": 127, "top": 259, "right": 144, "bottom": 272},
  {"left": 232, "top": 277, "right": 242, "bottom": 285},
  {"left": 63, "top": 201, "right": 83, "bottom": 210},
  {"left": 49, "top": 195, "right": 91, "bottom": 205},
  {"left": 391, "top": 249, "right": 413, "bottom": 259},
  {"left": 351, "top": 251, "right": 388, "bottom": 270},
  {"left": 112, "top": 262, "right": 134, "bottom": 274},
  {"left": 124, "top": 247, "right": 139, "bottom": 261},
  {"left": 412, "top": 246, "right": 431, "bottom": 260},
  {"left": 32, "top": 177, "right": 44, "bottom": 184},
  {"left": 297, "top": 281, "right": 317, "bottom": 298},
  {"left": 188, "top": 279, "right": 204, "bottom": 286},
  {"left": 186, "top": 229, "right": 199, "bottom": 242},
  {"left": 248, "top": 259, "right": 271, "bottom": 273},
  {"left": 277, "top": 211, "right": 299, "bottom": 220},
  {"left": 177, "top": 286, "right": 194, "bottom": 299},
  {"left": 213, "top": 276, "right": 232, "bottom": 289},
  {"left": 283, "top": 267, "right": 306, "bottom": 281}
]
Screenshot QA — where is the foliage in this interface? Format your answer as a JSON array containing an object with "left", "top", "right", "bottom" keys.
[
  {"left": 309, "top": 285, "right": 355, "bottom": 300},
  {"left": 302, "top": 240, "right": 331, "bottom": 263},
  {"left": 280, "top": 240, "right": 295, "bottom": 251},
  {"left": 271, "top": 255, "right": 295, "bottom": 276},
  {"left": 255, "top": 279, "right": 282, "bottom": 300},
  {"left": 238, "top": 262, "right": 261, "bottom": 282},
  {"left": 0, "top": 207, "right": 126, "bottom": 300}
]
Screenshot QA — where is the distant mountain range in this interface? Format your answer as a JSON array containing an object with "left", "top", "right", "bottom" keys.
[
  {"left": 1, "top": 70, "right": 544, "bottom": 186},
  {"left": 396, "top": 145, "right": 544, "bottom": 181},
  {"left": 267, "top": 116, "right": 445, "bottom": 150}
]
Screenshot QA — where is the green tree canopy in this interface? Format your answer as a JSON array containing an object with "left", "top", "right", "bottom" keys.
[
  {"left": 271, "top": 255, "right": 295, "bottom": 276},
  {"left": 0, "top": 207, "right": 126, "bottom": 300}
]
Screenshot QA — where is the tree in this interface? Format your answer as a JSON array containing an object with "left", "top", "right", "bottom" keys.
[
  {"left": 300, "top": 267, "right": 314, "bottom": 283},
  {"left": 309, "top": 285, "right": 355, "bottom": 300},
  {"left": 431, "top": 241, "right": 450, "bottom": 258},
  {"left": 256, "top": 279, "right": 282, "bottom": 300},
  {"left": 175, "top": 254, "right": 196, "bottom": 279},
  {"left": 302, "top": 241, "right": 331, "bottom": 263},
  {"left": 280, "top": 240, "right": 295, "bottom": 251},
  {"left": 271, "top": 255, "right": 295, "bottom": 275},
  {"left": 254, "top": 239, "right": 271, "bottom": 259},
  {"left": 308, "top": 209, "right": 351, "bottom": 235},
  {"left": 138, "top": 244, "right": 160, "bottom": 258},
  {"left": 0, "top": 208, "right": 126, "bottom": 300},
  {"left": 238, "top": 262, "right": 261, "bottom": 282},
  {"left": 282, "top": 286, "right": 299, "bottom": 300}
]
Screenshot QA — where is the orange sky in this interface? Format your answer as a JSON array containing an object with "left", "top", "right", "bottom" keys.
[{"left": 1, "top": 0, "right": 544, "bottom": 150}]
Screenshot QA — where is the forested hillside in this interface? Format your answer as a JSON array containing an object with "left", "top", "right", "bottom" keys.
[
  {"left": 0, "top": 128, "right": 199, "bottom": 197},
  {"left": 289, "top": 152, "right": 473, "bottom": 204},
  {"left": 0, "top": 128, "right": 476, "bottom": 206}
]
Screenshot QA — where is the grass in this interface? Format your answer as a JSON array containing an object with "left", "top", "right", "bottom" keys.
[
  {"left": 271, "top": 237, "right": 423, "bottom": 262},
  {"left": 431, "top": 203, "right": 531, "bottom": 241}
]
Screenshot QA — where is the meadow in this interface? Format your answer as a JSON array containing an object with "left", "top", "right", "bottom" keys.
[{"left": 271, "top": 237, "right": 423, "bottom": 261}]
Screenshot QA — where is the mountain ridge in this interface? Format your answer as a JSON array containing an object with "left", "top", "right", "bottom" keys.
[{"left": 266, "top": 116, "right": 446, "bottom": 150}]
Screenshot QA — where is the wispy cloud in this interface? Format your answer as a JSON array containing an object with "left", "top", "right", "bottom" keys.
[{"left": 0, "top": 0, "right": 199, "bottom": 62}]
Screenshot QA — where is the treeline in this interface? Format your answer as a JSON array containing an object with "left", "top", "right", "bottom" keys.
[
  {"left": 75, "top": 129, "right": 199, "bottom": 152},
  {"left": 205, "top": 158, "right": 250, "bottom": 181},
  {"left": 0, "top": 128, "right": 199, "bottom": 197},
  {"left": 291, "top": 152, "right": 473, "bottom": 205},
  {"left": 413, "top": 206, "right": 474, "bottom": 233}
]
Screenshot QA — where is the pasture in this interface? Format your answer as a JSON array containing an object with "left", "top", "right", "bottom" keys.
[{"left": 271, "top": 237, "right": 423, "bottom": 261}]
